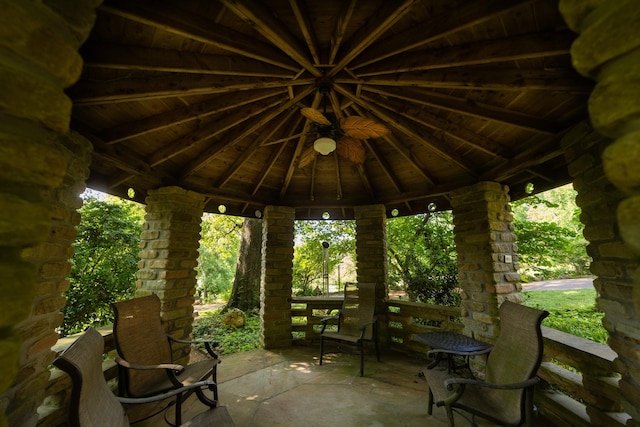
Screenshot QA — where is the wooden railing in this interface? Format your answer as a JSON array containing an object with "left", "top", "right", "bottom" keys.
[
  {"left": 290, "top": 296, "right": 630, "bottom": 426},
  {"left": 38, "top": 299, "right": 630, "bottom": 427}
]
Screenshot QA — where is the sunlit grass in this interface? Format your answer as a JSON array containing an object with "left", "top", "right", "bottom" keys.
[{"left": 522, "top": 289, "right": 608, "bottom": 344}]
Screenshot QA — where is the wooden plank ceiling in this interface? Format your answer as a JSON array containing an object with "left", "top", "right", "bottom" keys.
[{"left": 69, "top": 0, "right": 593, "bottom": 219}]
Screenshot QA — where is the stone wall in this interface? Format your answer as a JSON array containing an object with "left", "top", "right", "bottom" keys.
[
  {"left": 450, "top": 182, "right": 521, "bottom": 342},
  {"left": 136, "top": 187, "right": 205, "bottom": 364},
  {"left": 354, "top": 205, "right": 389, "bottom": 340},
  {"left": 260, "top": 206, "right": 295, "bottom": 349},
  {"left": 0, "top": 1, "right": 99, "bottom": 426},
  {"left": 560, "top": 1, "right": 640, "bottom": 423}
]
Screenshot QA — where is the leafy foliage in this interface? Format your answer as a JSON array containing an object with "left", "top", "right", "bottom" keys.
[
  {"left": 61, "top": 197, "right": 143, "bottom": 336},
  {"left": 512, "top": 185, "right": 590, "bottom": 281},
  {"left": 196, "top": 214, "right": 243, "bottom": 302},
  {"left": 387, "top": 212, "right": 460, "bottom": 306},
  {"left": 293, "top": 220, "right": 356, "bottom": 295},
  {"left": 192, "top": 309, "right": 260, "bottom": 354}
]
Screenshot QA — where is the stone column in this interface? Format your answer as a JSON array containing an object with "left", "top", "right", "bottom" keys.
[
  {"left": 560, "top": 1, "right": 640, "bottom": 423},
  {"left": 354, "top": 205, "right": 388, "bottom": 341},
  {"left": 0, "top": 1, "right": 99, "bottom": 426},
  {"left": 450, "top": 182, "right": 520, "bottom": 342},
  {"left": 136, "top": 187, "right": 205, "bottom": 364},
  {"left": 260, "top": 206, "right": 295, "bottom": 349}
]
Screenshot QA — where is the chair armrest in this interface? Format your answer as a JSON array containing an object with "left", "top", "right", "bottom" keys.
[
  {"left": 116, "top": 380, "right": 216, "bottom": 404},
  {"left": 320, "top": 311, "right": 341, "bottom": 333},
  {"left": 444, "top": 376, "right": 540, "bottom": 391},
  {"left": 168, "top": 335, "right": 220, "bottom": 359},
  {"left": 115, "top": 356, "right": 184, "bottom": 373}
]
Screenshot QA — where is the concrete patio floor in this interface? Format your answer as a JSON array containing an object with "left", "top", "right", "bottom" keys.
[{"left": 176, "top": 345, "right": 471, "bottom": 427}]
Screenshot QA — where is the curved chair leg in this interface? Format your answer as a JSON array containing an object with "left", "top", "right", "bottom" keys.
[
  {"left": 427, "top": 387, "right": 434, "bottom": 415},
  {"left": 444, "top": 404, "right": 455, "bottom": 427},
  {"left": 319, "top": 336, "right": 325, "bottom": 365}
]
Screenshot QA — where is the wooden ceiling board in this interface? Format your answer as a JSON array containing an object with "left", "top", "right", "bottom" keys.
[{"left": 72, "top": 0, "right": 597, "bottom": 219}]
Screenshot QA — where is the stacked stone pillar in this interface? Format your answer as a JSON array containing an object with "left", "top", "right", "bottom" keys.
[
  {"left": 0, "top": 1, "right": 99, "bottom": 426},
  {"left": 560, "top": 1, "right": 640, "bottom": 423},
  {"left": 450, "top": 182, "right": 521, "bottom": 342},
  {"left": 136, "top": 187, "right": 205, "bottom": 364},
  {"left": 260, "top": 206, "right": 295, "bottom": 349},
  {"left": 354, "top": 205, "right": 389, "bottom": 342}
]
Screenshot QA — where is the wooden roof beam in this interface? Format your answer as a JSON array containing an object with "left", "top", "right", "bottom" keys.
[
  {"left": 288, "top": 0, "right": 321, "bottom": 66},
  {"left": 370, "top": 94, "right": 506, "bottom": 161},
  {"left": 365, "top": 86, "right": 562, "bottom": 134},
  {"left": 328, "top": 0, "right": 417, "bottom": 77},
  {"left": 334, "top": 84, "right": 475, "bottom": 175},
  {"left": 220, "top": 0, "right": 322, "bottom": 77},
  {"left": 183, "top": 85, "right": 315, "bottom": 177},
  {"left": 336, "top": 69, "right": 593, "bottom": 92},
  {"left": 356, "top": 30, "right": 575, "bottom": 76},
  {"left": 82, "top": 43, "right": 295, "bottom": 78},
  {"left": 101, "top": 89, "right": 287, "bottom": 144},
  {"left": 351, "top": 0, "right": 535, "bottom": 69},
  {"left": 216, "top": 108, "right": 298, "bottom": 189},
  {"left": 100, "top": 0, "right": 299, "bottom": 71},
  {"left": 328, "top": 0, "right": 357, "bottom": 65},
  {"left": 148, "top": 98, "right": 284, "bottom": 168},
  {"left": 70, "top": 75, "right": 314, "bottom": 106}
]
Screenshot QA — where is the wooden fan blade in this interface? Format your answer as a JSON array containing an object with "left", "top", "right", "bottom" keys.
[
  {"left": 340, "top": 116, "right": 390, "bottom": 139},
  {"left": 336, "top": 136, "right": 366, "bottom": 164},
  {"left": 298, "top": 146, "right": 318, "bottom": 168},
  {"left": 301, "top": 107, "right": 331, "bottom": 126}
]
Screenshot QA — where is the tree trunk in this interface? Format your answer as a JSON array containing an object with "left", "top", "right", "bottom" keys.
[{"left": 225, "top": 218, "right": 262, "bottom": 311}]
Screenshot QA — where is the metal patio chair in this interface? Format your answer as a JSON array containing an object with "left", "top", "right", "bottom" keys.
[
  {"left": 53, "top": 327, "right": 234, "bottom": 427},
  {"left": 319, "top": 282, "right": 380, "bottom": 376},
  {"left": 112, "top": 294, "right": 220, "bottom": 409},
  {"left": 424, "top": 300, "right": 549, "bottom": 426}
]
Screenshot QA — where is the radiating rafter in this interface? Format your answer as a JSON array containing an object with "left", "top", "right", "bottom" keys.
[
  {"left": 101, "top": 89, "right": 287, "bottom": 144},
  {"left": 351, "top": 0, "right": 535, "bottom": 69},
  {"left": 335, "top": 69, "right": 593, "bottom": 92},
  {"left": 355, "top": 30, "right": 575, "bottom": 76},
  {"left": 70, "top": 75, "right": 314, "bottom": 105},
  {"left": 334, "top": 84, "right": 475, "bottom": 175},
  {"left": 289, "top": 0, "right": 321, "bottom": 65},
  {"left": 100, "top": 0, "right": 299, "bottom": 71},
  {"left": 183, "top": 85, "right": 316, "bottom": 178},
  {"left": 148, "top": 97, "right": 284, "bottom": 168},
  {"left": 81, "top": 43, "right": 296, "bottom": 78},
  {"left": 216, "top": 108, "right": 298, "bottom": 189},
  {"left": 328, "top": 0, "right": 417, "bottom": 77},
  {"left": 364, "top": 86, "right": 562, "bottom": 134},
  {"left": 220, "top": 0, "right": 322, "bottom": 77},
  {"left": 369, "top": 94, "right": 507, "bottom": 161},
  {"left": 328, "top": 0, "right": 357, "bottom": 65}
]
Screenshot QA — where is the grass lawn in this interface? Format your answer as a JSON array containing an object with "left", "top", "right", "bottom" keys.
[{"left": 522, "top": 289, "right": 608, "bottom": 344}]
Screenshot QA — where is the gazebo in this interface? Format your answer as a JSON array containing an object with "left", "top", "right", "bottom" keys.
[{"left": 1, "top": 1, "right": 639, "bottom": 426}]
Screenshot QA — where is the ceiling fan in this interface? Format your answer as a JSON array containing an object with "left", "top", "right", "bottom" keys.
[{"left": 298, "top": 82, "right": 390, "bottom": 168}]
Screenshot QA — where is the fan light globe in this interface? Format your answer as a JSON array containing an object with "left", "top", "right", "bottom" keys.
[{"left": 314, "top": 137, "right": 336, "bottom": 155}]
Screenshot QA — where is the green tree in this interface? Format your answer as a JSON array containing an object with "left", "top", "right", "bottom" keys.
[
  {"left": 512, "top": 184, "right": 589, "bottom": 281},
  {"left": 226, "top": 218, "right": 262, "bottom": 311},
  {"left": 293, "top": 220, "right": 356, "bottom": 295},
  {"left": 61, "top": 197, "right": 143, "bottom": 336},
  {"left": 387, "top": 212, "right": 459, "bottom": 306},
  {"left": 196, "top": 213, "right": 243, "bottom": 302}
]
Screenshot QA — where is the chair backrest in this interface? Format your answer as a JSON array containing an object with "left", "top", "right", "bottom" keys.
[
  {"left": 339, "top": 282, "right": 377, "bottom": 340},
  {"left": 112, "top": 294, "right": 173, "bottom": 396},
  {"left": 53, "top": 327, "right": 129, "bottom": 427},
  {"left": 485, "top": 300, "right": 549, "bottom": 422}
]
